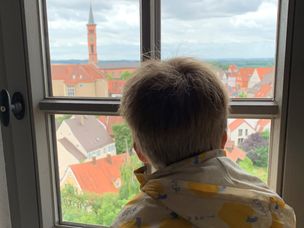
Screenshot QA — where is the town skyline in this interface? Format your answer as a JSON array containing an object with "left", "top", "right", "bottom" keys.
[{"left": 47, "top": 0, "right": 278, "bottom": 60}]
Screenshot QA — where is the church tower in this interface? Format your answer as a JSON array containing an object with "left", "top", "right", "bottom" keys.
[{"left": 87, "top": 2, "right": 98, "bottom": 65}]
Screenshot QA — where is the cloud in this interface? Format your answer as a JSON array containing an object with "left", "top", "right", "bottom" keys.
[
  {"left": 47, "top": 0, "right": 140, "bottom": 60},
  {"left": 46, "top": 0, "right": 278, "bottom": 60},
  {"left": 161, "top": 0, "right": 278, "bottom": 58},
  {"left": 162, "top": 0, "right": 263, "bottom": 20}
]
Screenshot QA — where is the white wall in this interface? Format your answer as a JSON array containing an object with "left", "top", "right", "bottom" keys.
[{"left": 0, "top": 130, "right": 11, "bottom": 228}]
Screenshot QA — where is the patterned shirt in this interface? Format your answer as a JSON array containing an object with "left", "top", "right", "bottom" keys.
[{"left": 112, "top": 149, "right": 296, "bottom": 228}]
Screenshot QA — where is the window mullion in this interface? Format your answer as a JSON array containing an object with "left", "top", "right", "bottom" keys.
[{"left": 140, "top": 0, "right": 161, "bottom": 61}]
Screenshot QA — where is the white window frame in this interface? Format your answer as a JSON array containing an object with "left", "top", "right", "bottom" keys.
[
  {"left": 66, "top": 86, "right": 75, "bottom": 97},
  {"left": 1, "top": 0, "right": 297, "bottom": 227}
]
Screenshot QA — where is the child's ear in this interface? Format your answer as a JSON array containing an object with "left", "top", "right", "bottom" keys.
[
  {"left": 133, "top": 142, "right": 149, "bottom": 164},
  {"left": 221, "top": 131, "right": 228, "bottom": 149}
]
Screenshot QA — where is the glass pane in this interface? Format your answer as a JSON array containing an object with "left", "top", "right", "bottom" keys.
[
  {"left": 55, "top": 115, "right": 141, "bottom": 226},
  {"left": 226, "top": 119, "right": 271, "bottom": 183},
  {"left": 46, "top": 0, "right": 140, "bottom": 97},
  {"left": 162, "top": 0, "right": 278, "bottom": 98},
  {"left": 55, "top": 116, "right": 271, "bottom": 226}
]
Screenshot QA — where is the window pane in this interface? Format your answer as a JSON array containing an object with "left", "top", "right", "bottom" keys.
[
  {"left": 46, "top": 0, "right": 140, "bottom": 97},
  {"left": 226, "top": 119, "right": 271, "bottom": 183},
  {"left": 55, "top": 116, "right": 271, "bottom": 226},
  {"left": 161, "top": 0, "right": 278, "bottom": 98},
  {"left": 55, "top": 115, "right": 141, "bottom": 226}
]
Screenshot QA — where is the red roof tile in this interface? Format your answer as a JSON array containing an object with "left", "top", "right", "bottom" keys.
[
  {"left": 226, "top": 146, "right": 246, "bottom": 162},
  {"left": 256, "top": 67, "right": 274, "bottom": 81},
  {"left": 70, "top": 153, "right": 128, "bottom": 195},
  {"left": 229, "top": 119, "right": 244, "bottom": 132},
  {"left": 236, "top": 68, "right": 255, "bottom": 89},
  {"left": 255, "top": 84, "right": 272, "bottom": 98},
  {"left": 228, "top": 65, "right": 238, "bottom": 73},
  {"left": 256, "top": 119, "right": 271, "bottom": 132},
  {"left": 51, "top": 64, "right": 104, "bottom": 85}
]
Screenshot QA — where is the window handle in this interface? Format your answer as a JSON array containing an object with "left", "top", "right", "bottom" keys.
[{"left": 0, "top": 89, "right": 25, "bottom": 127}]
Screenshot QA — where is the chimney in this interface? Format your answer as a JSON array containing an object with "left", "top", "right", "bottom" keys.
[
  {"left": 92, "top": 156, "right": 97, "bottom": 165},
  {"left": 106, "top": 154, "right": 112, "bottom": 164}
]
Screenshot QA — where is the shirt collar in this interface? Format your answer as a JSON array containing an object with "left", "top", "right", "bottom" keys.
[{"left": 134, "top": 149, "right": 226, "bottom": 188}]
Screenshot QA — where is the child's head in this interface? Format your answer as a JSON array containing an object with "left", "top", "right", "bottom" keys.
[{"left": 120, "top": 57, "right": 229, "bottom": 169}]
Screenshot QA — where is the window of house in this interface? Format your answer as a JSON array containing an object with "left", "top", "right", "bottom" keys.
[
  {"left": 16, "top": 0, "right": 290, "bottom": 227},
  {"left": 66, "top": 86, "right": 75, "bottom": 97}
]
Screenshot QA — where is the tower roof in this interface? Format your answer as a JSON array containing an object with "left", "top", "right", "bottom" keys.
[{"left": 88, "top": 2, "right": 95, "bottom": 24}]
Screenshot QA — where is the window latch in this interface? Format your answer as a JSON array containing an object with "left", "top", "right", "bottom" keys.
[{"left": 0, "top": 89, "right": 25, "bottom": 127}]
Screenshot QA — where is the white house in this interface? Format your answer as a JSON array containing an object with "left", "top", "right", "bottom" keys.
[
  {"left": 248, "top": 69, "right": 260, "bottom": 89},
  {"left": 228, "top": 119, "right": 256, "bottom": 146},
  {"left": 56, "top": 115, "right": 116, "bottom": 179}
]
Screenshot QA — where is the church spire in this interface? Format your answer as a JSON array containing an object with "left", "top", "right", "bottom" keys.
[
  {"left": 88, "top": 1, "right": 95, "bottom": 24},
  {"left": 87, "top": 1, "right": 98, "bottom": 65}
]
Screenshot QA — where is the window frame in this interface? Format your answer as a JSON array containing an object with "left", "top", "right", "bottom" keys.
[{"left": 19, "top": 0, "right": 295, "bottom": 227}]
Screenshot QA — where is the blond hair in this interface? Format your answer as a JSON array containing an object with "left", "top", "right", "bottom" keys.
[{"left": 120, "top": 57, "right": 229, "bottom": 169}]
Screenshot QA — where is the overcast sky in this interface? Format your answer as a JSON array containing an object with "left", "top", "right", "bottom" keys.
[{"left": 46, "top": 0, "right": 278, "bottom": 61}]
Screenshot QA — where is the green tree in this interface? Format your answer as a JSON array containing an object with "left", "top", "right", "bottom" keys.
[
  {"left": 238, "top": 91, "right": 247, "bottom": 98},
  {"left": 55, "top": 114, "right": 72, "bottom": 128},
  {"left": 240, "top": 131, "right": 270, "bottom": 168},
  {"left": 106, "top": 73, "right": 113, "bottom": 80},
  {"left": 112, "top": 123, "right": 133, "bottom": 154},
  {"left": 120, "top": 71, "right": 133, "bottom": 80},
  {"left": 238, "top": 156, "right": 268, "bottom": 183}
]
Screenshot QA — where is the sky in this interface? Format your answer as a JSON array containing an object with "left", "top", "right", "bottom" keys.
[{"left": 46, "top": 0, "right": 278, "bottom": 61}]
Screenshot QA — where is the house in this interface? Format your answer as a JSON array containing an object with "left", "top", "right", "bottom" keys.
[
  {"left": 255, "top": 119, "right": 271, "bottom": 133},
  {"left": 56, "top": 115, "right": 116, "bottom": 179},
  {"left": 60, "top": 153, "right": 128, "bottom": 195},
  {"left": 225, "top": 140, "right": 246, "bottom": 162},
  {"left": 248, "top": 67, "right": 274, "bottom": 89},
  {"left": 248, "top": 72, "right": 274, "bottom": 98},
  {"left": 228, "top": 119, "right": 256, "bottom": 146},
  {"left": 51, "top": 64, "right": 108, "bottom": 97},
  {"left": 235, "top": 67, "right": 255, "bottom": 91},
  {"left": 108, "top": 80, "right": 127, "bottom": 97}
]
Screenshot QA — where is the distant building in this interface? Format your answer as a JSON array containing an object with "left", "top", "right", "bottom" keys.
[
  {"left": 51, "top": 64, "right": 108, "bottom": 97},
  {"left": 61, "top": 153, "right": 128, "bottom": 195},
  {"left": 56, "top": 115, "right": 116, "bottom": 179},
  {"left": 51, "top": 3, "right": 137, "bottom": 98}
]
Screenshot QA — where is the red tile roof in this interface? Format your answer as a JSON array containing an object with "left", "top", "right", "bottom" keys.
[
  {"left": 70, "top": 153, "right": 128, "bottom": 195},
  {"left": 51, "top": 64, "right": 104, "bottom": 85},
  {"left": 236, "top": 68, "right": 255, "bottom": 89},
  {"left": 225, "top": 146, "right": 246, "bottom": 162},
  {"left": 228, "top": 119, "right": 254, "bottom": 132},
  {"left": 256, "top": 119, "right": 271, "bottom": 132},
  {"left": 255, "top": 84, "right": 272, "bottom": 98},
  {"left": 228, "top": 64, "right": 238, "bottom": 73},
  {"left": 256, "top": 67, "right": 274, "bottom": 81}
]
